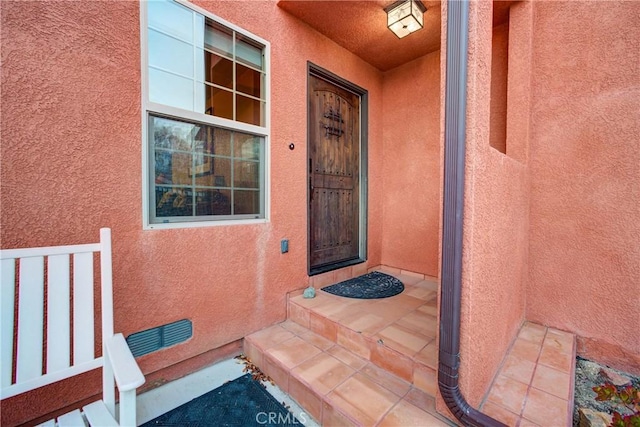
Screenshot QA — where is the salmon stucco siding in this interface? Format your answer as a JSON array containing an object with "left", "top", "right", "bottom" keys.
[
  {"left": 1, "top": 0, "right": 639, "bottom": 425},
  {"left": 1, "top": 1, "right": 385, "bottom": 424},
  {"left": 526, "top": 0, "right": 640, "bottom": 375}
]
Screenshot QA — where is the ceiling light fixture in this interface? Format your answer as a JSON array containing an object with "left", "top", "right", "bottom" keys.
[{"left": 385, "top": 0, "right": 427, "bottom": 39}]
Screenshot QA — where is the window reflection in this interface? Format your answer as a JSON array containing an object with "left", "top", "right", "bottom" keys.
[
  {"left": 149, "top": 68, "right": 193, "bottom": 111},
  {"left": 148, "top": 29, "right": 194, "bottom": 77},
  {"left": 236, "top": 133, "right": 260, "bottom": 160},
  {"left": 148, "top": 0, "right": 194, "bottom": 42},
  {"left": 236, "top": 34, "right": 263, "bottom": 69},
  {"left": 234, "top": 190, "right": 260, "bottom": 215},
  {"left": 234, "top": 161, "right": 259, "bottom": 189},
  {"left": 150, "top": 114, "right": 264, "bottom": 220}
]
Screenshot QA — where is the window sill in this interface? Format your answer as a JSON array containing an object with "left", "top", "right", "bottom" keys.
[{"left": 144, "top": 218, "right": 269, "bottom": 230}]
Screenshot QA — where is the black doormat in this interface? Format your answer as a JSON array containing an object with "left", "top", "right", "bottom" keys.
[
  {"left": 321, "top": 271, "right": 404, "bottom": 299},
  {"left": 141, "top": 373, "right": 301, "bottom": 427}
]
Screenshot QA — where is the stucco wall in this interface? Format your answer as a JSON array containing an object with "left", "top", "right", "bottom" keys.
[
  {"left": 527, "top": 1, "right": 640, "bottom": 375},
  {"left": 489, "top": 23, "right": 508, "bottom": 154},
  {"left": 456, "top": 0, "right": 532, "bottom": 406},
  {"left": 0, "top": 0, "right": 384, "bottom": 424},
  {"left": 381, "top": 51, "right": 441, "bottom": 277}
]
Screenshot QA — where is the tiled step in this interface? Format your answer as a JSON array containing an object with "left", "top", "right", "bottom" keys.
[
  {"left": 480, "top": 322, "right": 577, "bottom": 427},
  {"left": 244, "top": 320, "right": 452, "bottom": 426},
  {"left": 286, "top": 272, "right": 440, "bottom": 397}
]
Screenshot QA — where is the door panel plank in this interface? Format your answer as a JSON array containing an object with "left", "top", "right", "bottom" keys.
[{"left": 309, "top": 74, "right": 360, "bottom": 271}]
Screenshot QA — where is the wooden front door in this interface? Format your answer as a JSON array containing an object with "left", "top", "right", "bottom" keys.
[{"left": 308, "top": 74, "right": 361, "bottom": 273}]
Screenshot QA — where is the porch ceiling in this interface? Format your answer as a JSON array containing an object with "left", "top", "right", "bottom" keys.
[
  {"left": 277, "top": 0, "right": 442, "bottom": 72},
  {"left": 277, "top": 1, "right": 514, "bottom": 72}
]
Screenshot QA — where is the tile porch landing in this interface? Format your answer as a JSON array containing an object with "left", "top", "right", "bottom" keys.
[
  {"left": 244, "top": 268, "right": 449, "bottom": 426},
  {"left": 243, "top": 267, "right": 577, "bottom": 426},
  {"left": 245, "top": 319, "right": 450, "bottom": 426},
  {"left": 288, "top": 269, "right": 441, "bottom": 393}
]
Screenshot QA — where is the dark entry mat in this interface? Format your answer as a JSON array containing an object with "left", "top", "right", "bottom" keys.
[
  {"left": 321, "top": 271, "right": 404, "bottom": 299},
  {"left": 141, "top": 373, "right": 301, "bottom": 427}
]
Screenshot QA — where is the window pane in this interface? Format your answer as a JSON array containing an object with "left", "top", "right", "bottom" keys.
[
  {"left": 151, "top": 115, "right": 197, "bottom": 151},
  {"left": 148, "top": 0, "right": 193, "bottom": 43},
  {"left": 195, "top": 189, "right": 231, "bottom": 216},
  {"left": 236, "top": 94, "right": 263, "bottom": 126},
  {"left": 192, "top": 160, "right": 230, "bottom": 188},
  {"left": 206, "top": 86, "right": 233, "bottom": 120},
  {"left": 205, "top": 52, "right": 233, "bottom": 89},
  {"left": 236, "top": 34, "right": 263, "bottom": 69},
  {"left": 190, "top": 154, "right": 214, "bottom": 179},
  {"left": 151, "top": 115, "right": 201, "bottom": 185},
  {"left": 154, "top": 150, "right": 174, "bottom": 185},
  {"left": 194, "top": 13, "right": 205, "bottom": 49},
  {"left": 170, "top": 152, "right": 192, "bottom": 185},
  {"left": 149, "top": 29, "right": 194, "bottom": 77},
  {"left": 194, "top": 125, "right": 213, "bottom": 153},
  {"left": 207, "top": 157, "right": 231, "bottom": 189},
  {"left": 235, "top": 133, "right": 261, "bottom": 160},
  {"left": 156, "top": 187, "right": 193, "bottom": 217},
  {"left": 236, "top": 64, "right": 262, "bottom": 98},
  {"left": 213, "top": 128, "right": 231, "bottom": 157},
  {"left": 195, "top": 82, "right": 206, "bottom": 113},
  {"left": 234, "top": 190, "right": 260, "bottom": 215},
  {"left": 195, "top": 38, "right": 205, "bottom": 82},
  {"left": 190, "top": 126, "right": 214, "bottom": 178},
  {"left": 150, "top": 115, "right": 266, "bottom": 222},
  {"left": 149, "top": 68, "right": 194, "bottom": 111},
  {"left": 234, "top": 161, "right": 259, "bottom": 189},
  {"left": 205, "top": 20, "right": 233, "bottom": 58}
]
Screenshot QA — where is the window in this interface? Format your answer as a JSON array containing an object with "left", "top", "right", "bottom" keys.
[{"left": 142, "top": 0, "right": 269, "bottom": 228}]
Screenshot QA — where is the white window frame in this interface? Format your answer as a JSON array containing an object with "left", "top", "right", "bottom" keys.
[{"left": 140, "top": 0, "right": 271, "bottom": 230}]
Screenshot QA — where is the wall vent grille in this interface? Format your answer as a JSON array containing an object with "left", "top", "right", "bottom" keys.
[{"left": 126, "top": 319, "right": 192, "bottom": 357}]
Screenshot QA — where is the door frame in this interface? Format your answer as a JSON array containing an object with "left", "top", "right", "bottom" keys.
[{"left": 307, "top": 62, "right": 369, "bottom": 276}]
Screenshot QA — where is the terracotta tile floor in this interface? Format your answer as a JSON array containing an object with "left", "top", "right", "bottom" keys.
[
  {"left": 289, "top": 269, "right": 441, "bottom": 379},
  {"left": 244, "top": 267, "right": 452, "bottom": 425},
  {"left": 245, "top": 267, "right": 577, "bottom": 426},
  {"left": 480, "top": 322, "right": 576, "bottom": 427},
  {"left": 245, "top": 319, "right": 452, "bottom": 426}
]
